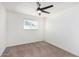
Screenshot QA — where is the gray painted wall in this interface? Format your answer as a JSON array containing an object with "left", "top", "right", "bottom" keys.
[
  {"left": 7, "top": 11, "right": 44, "bottom": 46},
  {"left": 0, "top": 3, "right": 7, "bottom": 56},
  {"left": 45, "top": 6, "right": 79, "bottom": 56}
]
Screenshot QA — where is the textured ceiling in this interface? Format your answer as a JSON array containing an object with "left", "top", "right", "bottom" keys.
[{"left": 2, "top": 2, "right": 79, "bottom": 17}]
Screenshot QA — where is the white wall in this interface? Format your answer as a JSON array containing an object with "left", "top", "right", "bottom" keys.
[
  {"left": 45, "top": 6, "right": 79, "bottom": 56},
  {"left": 7, "top": 11, "right": 44, "bottom": 47},
  {"left": 0, "top": 3, "right": 7, "bottom": 56}
]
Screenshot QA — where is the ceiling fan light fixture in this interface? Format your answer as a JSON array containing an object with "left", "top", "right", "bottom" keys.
[
  {"left": 37, "top": 10, "right": 41, "bottom": 15},
  {"left": 37, "top": 10, "right": 41, "bottom": 14}
]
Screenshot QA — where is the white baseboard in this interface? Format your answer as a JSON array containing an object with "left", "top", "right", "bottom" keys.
[
  {"left": 0, "top": 47, "right": 6, "bottom": 56},
  {"left": 45, "top": 40, "right": 78, "bottom": 56},
  {"left": 7, "top": 40, "right": 43, "bottom": 47}
]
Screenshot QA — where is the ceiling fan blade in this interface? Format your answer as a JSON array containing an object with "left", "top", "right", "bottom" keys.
[
  {"left": 41, "top": 10, "right": 50, "bottom": 14},
  {"left": 36, "top": 2, "right": 41, "bottom": 7},
  {"left": 41, "top": 5, "right": 53, "bottom": 10}
]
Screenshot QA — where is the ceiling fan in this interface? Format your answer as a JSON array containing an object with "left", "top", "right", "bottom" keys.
[{"left": 36, "top": 2, "right": 54, "bottom": 15}]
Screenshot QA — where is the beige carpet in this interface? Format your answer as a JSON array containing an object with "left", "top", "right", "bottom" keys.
[{"left": 1, "top": 41, "right": 77, "bottom": 57}]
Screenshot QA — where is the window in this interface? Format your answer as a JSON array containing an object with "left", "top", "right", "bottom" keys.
[{"left": 24, "top": 19, "right": 39, "bottom": 29}]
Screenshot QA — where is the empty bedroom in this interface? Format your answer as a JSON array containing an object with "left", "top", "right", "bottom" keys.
[{"left": 0, "top": 2, "right": 79, "bottom": 57}]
